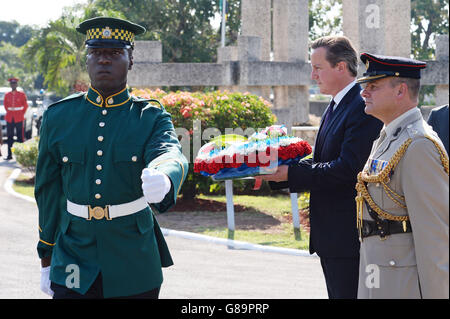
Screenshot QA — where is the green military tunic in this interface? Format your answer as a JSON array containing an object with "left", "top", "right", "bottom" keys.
[{"left": 35, "top": 86, "right": 188, "bottom": 298}]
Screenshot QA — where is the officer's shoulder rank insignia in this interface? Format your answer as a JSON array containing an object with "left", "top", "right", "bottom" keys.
[
  {"left": 48, "top": 92, "right": 86, "bottom": 109},
  {"left": 405, "top": 124, "right": 420, "bottom": 139}
]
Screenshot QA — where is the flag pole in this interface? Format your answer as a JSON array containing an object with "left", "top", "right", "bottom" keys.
[{"left": 221, "top": 0, "right": 227, "bottom": 47}]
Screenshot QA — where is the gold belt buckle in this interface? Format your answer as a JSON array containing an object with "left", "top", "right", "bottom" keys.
[{"left": 87, "top": 205, "right": 111, "bottom": 220}]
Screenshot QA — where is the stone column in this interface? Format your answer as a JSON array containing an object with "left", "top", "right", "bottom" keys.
[
  {"left": 217, "top": 45, "right": 239, "bottom": 92},
  {"left": 273, "top": 0, "right": 310, "bottom": 129},
  {"left": 343, "top": 0, "right": 411, "bottom": 57},
  {"left": 435, "top": 35, "right": 449, "bottom": 106},
  {"left": 240, "top": 0, "right": 271, "bottom": 101},
  {"left": 130, "top": 41, "right": 162, "bottom": 90}
]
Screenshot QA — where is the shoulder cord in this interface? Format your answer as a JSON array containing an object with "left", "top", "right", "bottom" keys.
[
  {"left": 425, "top": 135, "right": 449, "bottom": 175},
  {"left": 356, "top": 138, "right": 412, "bottom": 230}
]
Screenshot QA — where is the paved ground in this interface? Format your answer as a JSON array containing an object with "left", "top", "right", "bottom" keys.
[{"left": 0, "top": 143, "right": 327, "bottom": 299}]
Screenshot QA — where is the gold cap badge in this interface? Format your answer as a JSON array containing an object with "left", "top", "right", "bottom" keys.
[{"left": 102, "top": 27, "right": 112, "bottom": 38}]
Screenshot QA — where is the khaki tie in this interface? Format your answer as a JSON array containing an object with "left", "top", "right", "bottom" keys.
[{"left": 375, "top": 129, "right": 387, "bottom": 150}]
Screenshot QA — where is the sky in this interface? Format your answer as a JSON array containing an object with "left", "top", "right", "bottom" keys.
[{"left": 0, "top": 0, "right": 89, "bottom": 27}]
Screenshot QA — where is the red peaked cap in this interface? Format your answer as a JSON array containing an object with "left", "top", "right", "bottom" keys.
[{"left": 8, "top": 77, "right": 19, "bottom": 83}]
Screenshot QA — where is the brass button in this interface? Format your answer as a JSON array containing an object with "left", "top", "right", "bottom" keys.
[
  {"left": 96, "top": 165, "right": 102, "bottom": 171},
  {"left": 95, "top": 193, "right": 101, "bottom": 199},
  {"left": 62, "top": 156, "right": 69, "bottom": 163},
  {"left": 98, "top": 136, "right": 104, "bottom": 142},
  {"left": 99, "top": 122, "right": 105, "bottom": 128},
  {"left": 108, "top": 98, "right": 114, "bottom": 105},
  {"left": 96, "top": 96, "right": 101, "bottom": 104},
  {"left": 102, "top": 109, "right": 108, "bottom": 115},
  {"left": 131, "top": 156, "right": 137, "bottom": 162},
  {"left": 95, "top": 179, "right": 102, "bottom": 185},
  {"left": 97, "top": 150, "right": 103, "bottom": 156}
]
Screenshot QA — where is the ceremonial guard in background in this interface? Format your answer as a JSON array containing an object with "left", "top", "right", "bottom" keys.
[
  {"left": 35, "top": 17, "right": 188, "bottom": 299},
  {"left": 356, "top": 53, "right": 449, "bottom": 298},
  {"left": 4, "top": 77, "right": 28, "bottom": 160}
]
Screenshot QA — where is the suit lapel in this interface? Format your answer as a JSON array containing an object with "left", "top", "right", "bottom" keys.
[{"left": 315, "top": 84, "right": 361, "bottom": 155}]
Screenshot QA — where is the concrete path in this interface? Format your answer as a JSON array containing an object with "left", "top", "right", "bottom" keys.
[{"left": 0, "top": 144, "right": 327, "bottom": 299}]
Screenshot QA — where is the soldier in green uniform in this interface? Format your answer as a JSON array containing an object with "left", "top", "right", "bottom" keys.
[
  {"left": 356, "top": 53, "right": 449, "bottom": 298},
  {"left": 35, "top": 17, "right": 188, "bottom": 299}
]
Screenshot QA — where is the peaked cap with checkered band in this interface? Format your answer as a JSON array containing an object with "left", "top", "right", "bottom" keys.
[{"left": 76, "top": 17, "right": 146, "bottom": 49}]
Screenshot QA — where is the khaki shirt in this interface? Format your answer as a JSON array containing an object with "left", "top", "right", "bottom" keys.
[{"left": 357, "top": 108, "right": 449, "bottom": 299}]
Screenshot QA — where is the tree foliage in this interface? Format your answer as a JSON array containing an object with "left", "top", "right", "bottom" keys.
[
  {"left": 21, "top": 13, "right": 88, "bottom": 96},
  {"left": 90, "top": 0, "right": 224, "bottom": 62},
  {"left": 411, "top": 0, "right": 449, "bottom": 60},
  {"left": 0, "top": 21, "right": 37, "bottom": 90},
  {"left": 0, "top": 21, "right": 35, "bottom": 47},
  {"left": 308, "top": 0, "right": 342, "bottom": 41},
  {"left": 0, "top": 42, "right": 35, "bottom": 91}
]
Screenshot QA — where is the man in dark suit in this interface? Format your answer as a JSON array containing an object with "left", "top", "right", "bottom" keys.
[
  {"left": 261, "top": 36, "right": 382, "bottom": 299},
  {"left": 427, "top": 104, "right": 449, "bottom": 154}
]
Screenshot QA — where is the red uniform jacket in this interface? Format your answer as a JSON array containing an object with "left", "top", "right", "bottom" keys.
[{"left": 4, "top": 90, "right": 28, "bottom": 123}]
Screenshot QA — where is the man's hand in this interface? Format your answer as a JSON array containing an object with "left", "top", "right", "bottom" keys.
[
  {"left": 141, "top": 168, "right": 171, "bottom": 204},
  {"left": 40, "top": 266, "right": 54, "bottom": 297},
  {"left": 260, "top": 165, "right": 289, "bottom": 183}
]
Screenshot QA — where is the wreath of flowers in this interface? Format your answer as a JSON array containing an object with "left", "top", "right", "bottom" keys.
[{"left": 194, "top": 137, "right": 312, "bottom": 176}]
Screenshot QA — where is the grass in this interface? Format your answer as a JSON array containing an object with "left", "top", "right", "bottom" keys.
[
  {"left": 200, "top": 224, "right": 309, "bottom": 250},
  {"left": 12, "top": 177, "right": 311, "bottom": 250},
  {"left": 12, "top": 174, "right": 35, "bottom": 198},
  {"left": 198, "top": 193, "right": 310, "bottom": 217},
  {"left": 181, "top": 193, "right": 310, "bottom": 250}
]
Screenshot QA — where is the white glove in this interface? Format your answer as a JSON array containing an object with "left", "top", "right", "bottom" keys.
[
  {"left": 141, "top": 168, "right": 171, "bottom": 204},
  {"left": 40, "top": 266, "right": 54, "bottom": 297}
]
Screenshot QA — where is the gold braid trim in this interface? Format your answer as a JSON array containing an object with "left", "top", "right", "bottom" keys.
[
  {"left": 425, "top": 135, "right": 449, "bottom": 175},
  {"left": 355, "top": 135, "right": 450, "bottom": 238},
  {"left": 355, "top": 139, "right": 412, "bottom": 238}
]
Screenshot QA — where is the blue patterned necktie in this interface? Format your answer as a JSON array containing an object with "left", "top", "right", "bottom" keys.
[{"left": 321, "top": 99, "right": 335, "bottom": 130}]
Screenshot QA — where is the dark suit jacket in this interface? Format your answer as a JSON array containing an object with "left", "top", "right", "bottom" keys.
[
  {"left": 270, "top": 83, "right": 382, "bottom": 258},
  {"left": 427, "top": 104, "right": 449, "bottom": 155}
]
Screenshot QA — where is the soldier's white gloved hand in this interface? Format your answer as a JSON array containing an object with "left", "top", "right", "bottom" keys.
[
  {"left": 141, "top": 168, "right": 171, "bottom": 204},
  {"left": 40, "top": 266, "right": 54, "bottom": 297}
]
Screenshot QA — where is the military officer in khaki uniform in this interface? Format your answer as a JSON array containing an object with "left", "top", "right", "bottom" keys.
[
  {"left": 35, "top": 17, "right": 188, "bottom": 298},
  {"left": 355, "top": 53, "right": 449, "bottom": 299}
]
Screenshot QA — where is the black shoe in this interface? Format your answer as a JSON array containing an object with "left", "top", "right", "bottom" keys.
[{"left": 5, "top": 155, "right": 12, "bottom": 160}]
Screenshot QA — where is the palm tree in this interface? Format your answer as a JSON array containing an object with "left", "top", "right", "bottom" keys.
[{"left": 22, "top": 15, "right": 88, "bottom": 96}]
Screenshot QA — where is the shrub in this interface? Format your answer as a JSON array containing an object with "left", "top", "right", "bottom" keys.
[
  {"left": 132, "top": 88, "right": 276, "bottom": 197},
  {"left": 12, "top": 137, "right": 39, "bottom": 175}
]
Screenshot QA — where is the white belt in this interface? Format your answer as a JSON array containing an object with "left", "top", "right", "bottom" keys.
[
  {"left": 67, "top": 197, "right": 148, "bottom": 220},
  {"left": 8, "top": 107, "right": 24, "bottom": 111}
]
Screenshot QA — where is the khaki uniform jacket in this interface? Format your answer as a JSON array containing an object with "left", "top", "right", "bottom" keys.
[{"left": 357, "top": 108, "right": 449, "bottom": 299}]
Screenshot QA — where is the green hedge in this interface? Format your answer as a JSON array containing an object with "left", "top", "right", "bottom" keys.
[{"left": 12, "top": 137, "right": 39, "bottom": 174}]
